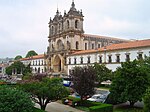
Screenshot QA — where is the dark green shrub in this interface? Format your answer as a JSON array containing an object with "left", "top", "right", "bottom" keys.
[
  {"left": 0, "top": 85, "right": 34, "bottom": 112},
  {"left": 143, "top": 87, "right": 150, "bottom": 112},
  {"left": 81, "top": 100, "right": 100, "bottom": 107},
  {"left": 89, "top": 104, "right": 113, "bottom": 112}
]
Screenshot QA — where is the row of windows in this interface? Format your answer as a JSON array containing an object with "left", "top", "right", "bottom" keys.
[
  {"left": 31, "top": 60, "right": 46, "bottom": 66},
  {"left": 31, "top": 67, "right": 47, "bottom": 73},
  {"left": 52, "top": 40, "right": 102, "bottom": 51},
  {"left": 68, "top": 53, "right": 144, "bottom": 64},
  {"left": 85, "top": 43, "right": 101, "bottom": 50}
]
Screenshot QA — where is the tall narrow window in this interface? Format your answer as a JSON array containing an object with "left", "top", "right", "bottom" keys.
[
  {"left": 137, "top": 53, "right": 143, "bottom": 60},
  {"left": 98, "top": 44, "right": 101, "bottom": 48},
  {"left": 92, "top": 43, "right": 94, "bottom": 49},
  {"left": 58, "top": 23, "right": 61, "bottom": 31},
  {"left": 87, "top": 56, "right": 91, "bottom": 64},
  {"left": 85, "top": 43, "right": 87, "bottom": 50},
  {"left": 99, "top": 56, "right": 102, "bottom": 63},
  {"left": 75, "top": 20, "right": 78, "bottom": 28},
  {"left": 74, "top": 58, "right": 77, "bottom": 64},
  {"left": 76, "top": 41, "right": 79, "bottom": 50},
  {"left": 67, "top": 20, "right": 69, "bottom": 29},
  {"left": 51, "top": 26, "right": 54, "bottom": 35},
  {"left": 69, "top": 58, "right": 71, "bottom": 64},
  {"left": 116, "top": 55, "right": 120, "bottom": 63},
  {"left": 126, "top": 54, "right": 130, "bottom": 62},
  {"left": 108, "top": 55, "right": 112, "bottom": 63},
  {"left": 80, "top": 57, "right": 83, "bottom": 64}
]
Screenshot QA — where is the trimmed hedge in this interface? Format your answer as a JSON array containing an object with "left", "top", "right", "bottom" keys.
[
  {"left": 81, "top": 100, "right": 100, "bottom": 107},
  {"left": 89, "top": 104, "right": 113, "bottom": 112}
]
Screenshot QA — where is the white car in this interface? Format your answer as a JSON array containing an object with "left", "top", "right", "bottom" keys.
[{"left": 87, "top": 94, "right": 108, "bottom": 103}]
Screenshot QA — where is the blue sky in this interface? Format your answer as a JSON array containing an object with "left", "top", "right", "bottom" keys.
[{"left": 0, "top": 0, "right": 150, "bottom": 58}]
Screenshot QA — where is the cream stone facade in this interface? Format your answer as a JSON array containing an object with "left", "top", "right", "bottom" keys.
[{"left": 46, "top": 1, "right": 128, "bottom": 76}]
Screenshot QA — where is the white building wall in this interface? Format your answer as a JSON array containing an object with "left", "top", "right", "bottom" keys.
[
  {"left": 67, "top": 46, "right": 150, "bottom": 74},
  {"left": 21, "top": 58, "right": 46, "bottom": 74}
]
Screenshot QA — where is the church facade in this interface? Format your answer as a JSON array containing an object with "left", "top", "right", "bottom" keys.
[{"left": 46, "top": 1, "right": 128, "bottom": 76}]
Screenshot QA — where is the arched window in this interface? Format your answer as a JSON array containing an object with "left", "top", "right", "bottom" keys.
[
  {"left": 51, "top": 26, "right": 54, "bottom": 35},
  {"left": 67, "top": 20, "right": 69, "bottom": 29},
  {"left": 76, "top": 41, "right": 79, "bottom": 50},
  {"left": 75, "top": 20, "right": 78, "bottom": 28},
  {"left": 58, "top": 23, "right": 61, "bottom": 31},
  {"left": 57, "top": 39, "right": 64, "bottom": 50}
]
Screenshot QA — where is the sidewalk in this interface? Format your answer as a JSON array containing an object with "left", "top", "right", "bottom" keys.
[{"left": 35, "top": 102, "right": 84, "bottom": 112}]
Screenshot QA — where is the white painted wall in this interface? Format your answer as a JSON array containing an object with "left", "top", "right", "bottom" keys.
[
  {"left": 21, "top": 58, "right": 46, "bottom": 74},
  {"left": 67, "top": 46, "right": 150, "bottom": 74}
]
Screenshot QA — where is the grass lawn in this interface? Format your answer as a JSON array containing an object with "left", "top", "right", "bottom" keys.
[{"left": 114, "top": 105, "right": 144, "bottom": 112}]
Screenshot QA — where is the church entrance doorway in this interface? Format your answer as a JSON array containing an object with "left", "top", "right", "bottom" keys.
[{"left": 53, "top": 55, "right": 61, "bottom": 72}]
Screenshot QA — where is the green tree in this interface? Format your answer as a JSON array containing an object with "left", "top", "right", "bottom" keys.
[
  {"left": 110, "top": 60, "right": 150, "bottom": 107},
  {"left": 20, "top": 78, "right": 69, "bottom": 110},
  {"left": 6, "top": 61, "right": 25, "bottom": 75},
  {"left": 0, "top": 85, "right": 34, "bottom": 112},
  {"left": 25, "top": 50, "right": 38, "bottom": 58},
  {"left": 6, "top": 61, "right": 32, "bottom": 75},
  {"left": 70, "top": 66, "right": 97, "bottom": 100},
  {"left": 94, "top": 63, "right": 112, "bottom": 84},
  {"left": 14, "top": 55, "right": 22, "bottom": 60}
]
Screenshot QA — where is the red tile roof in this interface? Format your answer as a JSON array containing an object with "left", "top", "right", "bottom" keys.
[
  {"left": 70, "top": 49, "right": 98, "bottom": 55},
  {"left": 99, "top": 39, "right": 150, "bottom": 51},
  {"left": 20, "top": 54, "right": 45, "bottom": 61},
  {"left": 70, "top": 39, "right": 150, "bottom": 55}
]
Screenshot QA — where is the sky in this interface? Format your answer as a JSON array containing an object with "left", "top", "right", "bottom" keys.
[{"left": 0, "top": 0, "right": 150, "bottom": 58}]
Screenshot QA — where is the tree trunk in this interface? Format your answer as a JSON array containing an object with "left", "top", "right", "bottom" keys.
[
  {"left": 129, "top": 101, "right": 135, "bottom": 107},
  {"left": 41, "top": 104, "right": 46, "bottom": 110}
]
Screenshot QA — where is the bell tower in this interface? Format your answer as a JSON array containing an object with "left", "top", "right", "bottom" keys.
[
  {"left": 46, "top": 1, "right": 84, "bottom": 76},
  {"left": 63, "top": 1, "right": 84, "bottom": 34}
]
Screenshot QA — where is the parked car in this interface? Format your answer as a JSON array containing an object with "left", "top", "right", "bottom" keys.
[
  {"left": 87, "top": 90, "right": 110, "bottom": 103},
  {"left": 87, "top": 94, "right": 107, "bottom": 103}
]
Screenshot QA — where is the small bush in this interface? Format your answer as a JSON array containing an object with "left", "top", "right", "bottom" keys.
[{"left": 89, "top": 104, "right": 113, "bottom": 112}]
